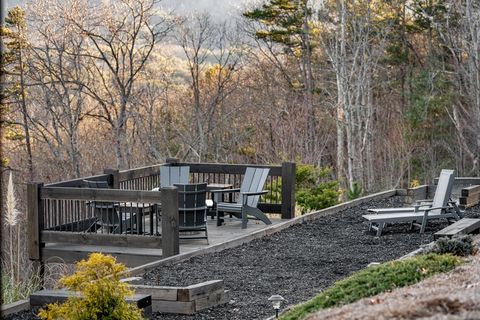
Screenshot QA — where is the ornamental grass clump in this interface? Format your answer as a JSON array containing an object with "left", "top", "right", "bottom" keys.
[
  {"left": 38, "top": 252, "right": 143, "bottom": 320},
  {"left": 280, "top": 254, "right": 462, "bottom": 320}
]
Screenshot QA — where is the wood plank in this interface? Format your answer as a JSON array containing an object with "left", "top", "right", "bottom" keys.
[
  {"left": 1, "top": 299, "right": 30, "bottom": 317},
  {"left": 45, "top": 217, "right": 98, "bottom": 232},
  {"left": 42, "top": 248, "right": 161, "bottom": 267},
  {"left": 151, "top": 300, "right": 195, "bottom": 314},
  {"left": 281, "top": 162, "right": 296, "bottom": 219},
  {"left": 41, "top": 231, "right": 162, "bottom": 248},
  {"left": 194, "top": 288, "right": 228, "bottom": 312},
  {"left": 46, "top": 174, "right": 109, "bottom": 188},
  {"left": 28, "top": 183, "right": 43, "bottom": 261},
  {"left": 461, "top": 185, "right": 480, "bottom": 197},
  {"left": 459, "top": 196, "right": 479, "bottom": 207},
  {"left": 434, "top": 218, "right": 480, "bottom": 239},
  {"left": 30, "top": 289, "right": 151, "bottom": 307},
  {"left": 161, "top": 187, "right": 179, "bottom": 258},
  {"left": 184, "top": 162, "right": 283, "bottom": 176},
  {"left": 133, "top": 285, "right": 179, "bottom": 301},
  {"left": 118, "top": 165, "right": 162, "bottom": 182},
  {"left": 177, "top": 280, "right": 224, "bottom": 302},
  {"left": 40, "top": 187, "right": 162, "bottom": 202}
]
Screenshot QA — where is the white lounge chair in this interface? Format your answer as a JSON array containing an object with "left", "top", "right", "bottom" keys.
[{"left": 363, "top": 169, "right": 463, "bottom": 236}]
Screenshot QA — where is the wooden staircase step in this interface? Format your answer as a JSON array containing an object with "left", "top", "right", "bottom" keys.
[{"left": 434, "top": 218, "right": 480, "bottom": 239}]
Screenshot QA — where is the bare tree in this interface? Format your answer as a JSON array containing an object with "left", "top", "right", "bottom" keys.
[
  {"left": 319, "top": 0, "right": 390, "bottom": 192},
  {"left": 436, "top": 0, "right": 480, "bottom": 175},
  {"left": 176, "top": 14, "right": 245, "bottom": 162},
  {"left": 64, "top": 0, "right": 174, "bottom": 169},
  {"left": 24, "top": 0, "right": 91, "bottom": 177}
]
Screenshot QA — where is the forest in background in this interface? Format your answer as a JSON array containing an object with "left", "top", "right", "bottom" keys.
[{"left": 2, "top": 0, "right": 480, "bottom": 206}]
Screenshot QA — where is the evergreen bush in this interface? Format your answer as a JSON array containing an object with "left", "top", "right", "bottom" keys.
[
  {"left": 432, "top": 235, "right": 473, "bottom": 256},
  {"left": 38, "top": 253, "right": 143, "bottom": 320}
]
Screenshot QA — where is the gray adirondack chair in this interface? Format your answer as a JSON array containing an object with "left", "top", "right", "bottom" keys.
[
  {"left": 160, "top": 165, "right": 190, "bottom": 188},
  {"left": 175, "top": 183, "right": 208, "bottom": 243},
  {"left": 362, "top": 169, "right": 463, "bottom": 236},
  {"left": 214, "top": 167, "right": 272, "bottom": 229},
  {"left": 83, "top": 180, "right": 131, "bottom": 234}
]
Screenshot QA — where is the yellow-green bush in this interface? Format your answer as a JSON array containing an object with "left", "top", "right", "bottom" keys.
[{"left": 38, "top": 253, "right": 143, "bottom": 320}]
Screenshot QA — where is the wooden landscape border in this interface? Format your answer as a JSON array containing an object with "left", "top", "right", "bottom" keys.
[
  {"left": 1, "top": 299, "right": 30, "bottom": 317},
  {"left": 132, "top": 280, "right": 227, "bottom": 314}
]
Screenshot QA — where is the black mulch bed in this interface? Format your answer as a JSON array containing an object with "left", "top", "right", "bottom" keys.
[{"left": 7, "top": 197, "right": 480, "bottom": 320}]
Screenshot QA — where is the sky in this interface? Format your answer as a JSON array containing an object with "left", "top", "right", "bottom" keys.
[{"left": 4, "top": 0, "right": 258, "bottom": 22}]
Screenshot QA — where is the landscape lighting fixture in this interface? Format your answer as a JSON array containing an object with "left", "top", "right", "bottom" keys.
[{"left": 268, "top": 294, "right": 285, "bottom": 318}]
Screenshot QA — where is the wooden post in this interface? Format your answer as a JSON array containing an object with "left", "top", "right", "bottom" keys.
[
  {"left": 104, "top": 168, "right": 120, "bottom": 189},
  {"left": 161, "top": 187, "right": 179, "bottom": 257},
  {"left": 281, "top": 162, "right": 296, "bottom": 219},
  {"left": 166, "top": 158, "right": 179, "bottom": 165},
  {"left": 27, "top": 182, "right": 44, "bottom": 261}
]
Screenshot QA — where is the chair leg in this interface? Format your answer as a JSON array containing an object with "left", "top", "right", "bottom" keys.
[
  {"left": 376, "top": 223, "right": 385, "bottom": 237},
  {"left": 241, "top": 207, "right": 248, "bottom": 229},
  {"left": 244, "top": 206, "right": 272, "bottom": 226},
  {"left": 205, "top": 226, "right": 209, "bottom": 245},
  {"left": 420, "top": 212, "right": 428, "bottom": 233}
]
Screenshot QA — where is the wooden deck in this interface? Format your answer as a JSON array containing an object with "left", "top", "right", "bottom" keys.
[{"left": 42, "top": 218, "right": 284, "bottom": 267}]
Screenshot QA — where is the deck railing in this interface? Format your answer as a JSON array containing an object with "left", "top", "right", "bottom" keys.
[{"left": 28, "top": 160, "right": 296, "bottom": 265}]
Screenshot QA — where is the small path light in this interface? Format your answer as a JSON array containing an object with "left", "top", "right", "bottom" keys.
[{"left": 268, "top": 294, "right": 285, "bottom": 318}]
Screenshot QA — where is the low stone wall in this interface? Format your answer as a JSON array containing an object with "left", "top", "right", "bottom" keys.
[{"left": 133, "top": 280, "right": 227, "bottom": 314}]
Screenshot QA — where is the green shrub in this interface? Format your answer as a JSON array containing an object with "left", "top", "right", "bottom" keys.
[
  {"left": 295, "top": 165, "right": 340, "bottom": 213},
  {"left": 296, "top": 181, "right": 340, "bottom": 212},
  {"left": 347, "top": 182, "right": 363, "bottom": 200},
  {"left": 38, "top": 253, "right": 144, "bottom": 320},
  {"left": 263, "top": 164, "right": 341, "bottom": 214},
  {"left": 432, "top": 235, "right": 473, "bottom": 256},
  {"left": 280, "top": 254, "right": 462, "bottom": 320}
]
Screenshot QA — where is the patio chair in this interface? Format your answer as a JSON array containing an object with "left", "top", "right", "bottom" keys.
[
  {"left": 362, "top": 169, "right": 463, "bottom": 236},
  {"left": 214, "top": 167, "right": 272, "bottom": 229},
  {"left": 160, "top": 165, "right": 190, "bottom": 188},
  {"left": 175, "top": 183, "right": 209, "bottom": 243},
  {"left": 83, "top": 180, "right": 131, "bottom": 234}
]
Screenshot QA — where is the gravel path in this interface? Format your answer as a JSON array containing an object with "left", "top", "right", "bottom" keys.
[
  {"left": 143, "top": 197, "right": 462, "bottom": 320},
  {"left": 7, "top": 197, "right": 479, "bottom": 320}
]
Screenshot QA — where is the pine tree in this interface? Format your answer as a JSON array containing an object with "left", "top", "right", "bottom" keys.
[
  {"left": 1, "top": 7, "right": 34, "bottom": 179},
  {"left": 244, "top": 0, "right": 318, "bottom": 154}
]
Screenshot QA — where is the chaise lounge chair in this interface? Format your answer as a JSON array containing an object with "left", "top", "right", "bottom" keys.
[
  {"left": 362, "top": 169, "right": 463, "bottom": 236},
  {"left": 213, "top": 167, "right": 272, "bottom": 229}
]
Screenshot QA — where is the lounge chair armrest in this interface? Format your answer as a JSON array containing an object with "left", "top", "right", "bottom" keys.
[
  {"left": 240, "top": 190, "right": 269, "bottom": 196},
  {"left": 423, "top": 205, "right": 450, "bottom": 212},
  {"left": 211, "top": 188, "right": 240, "bottom": 194},
  {"left": 414, "top": 199, "right": 433, "bottom": 205},
  {"left": 240, "top": 190, "right": 269, "bottom": 205}
]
